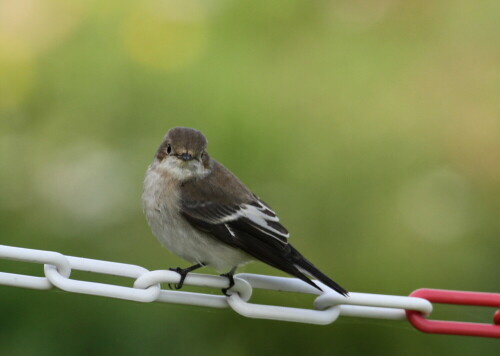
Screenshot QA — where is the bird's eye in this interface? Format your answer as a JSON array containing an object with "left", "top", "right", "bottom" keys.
[
  {"left": 200, "top": 151, "right": 205, "bottom": 159},
  {"left": 166, "top": 144, "right": 172, "bottom": 154}
]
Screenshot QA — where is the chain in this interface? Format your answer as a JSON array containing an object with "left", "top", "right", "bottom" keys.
[{"left": 1, "top": 244, "right": 498, "bottom": 337}]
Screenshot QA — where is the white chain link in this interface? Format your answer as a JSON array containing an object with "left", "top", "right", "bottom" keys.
[{"left": 0, "top": 244, "right": 432, "bottom": 324}]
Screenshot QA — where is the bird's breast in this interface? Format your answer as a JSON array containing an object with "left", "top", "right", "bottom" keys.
[{"left": 142, "top": 167, "right": 180, "bottom": 235}]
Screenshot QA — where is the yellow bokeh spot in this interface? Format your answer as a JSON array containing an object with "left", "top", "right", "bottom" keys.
[
  {"left": 122, "top": 1, "right": 208, "bottom": 71},
  {"left": 0, "top": 0, "right": 84, "bottom": 59},
  {"left": 0, "top": 0, "right": 84, "bottom": 108}
]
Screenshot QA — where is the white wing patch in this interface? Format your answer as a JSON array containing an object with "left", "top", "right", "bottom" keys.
[
  {"left": 217, "top": 200, "right": 289, "bottom": 244},
  {"left": 225, "top": 223, "right": 236, "bottom": 237}
]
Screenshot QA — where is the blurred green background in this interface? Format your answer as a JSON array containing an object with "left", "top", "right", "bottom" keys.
[{"left": 1, "top": 0, "right": 499, "bottom": 354}]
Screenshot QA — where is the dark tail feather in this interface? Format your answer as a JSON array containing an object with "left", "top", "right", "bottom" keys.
[
  {"left": 291, "top": 247, "right": 348, "bottom": 296},
  {"left": 206, "top": 223, "right": 348, "bottom": 296}
]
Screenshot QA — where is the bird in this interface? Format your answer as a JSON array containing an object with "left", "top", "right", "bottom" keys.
[{"left": 142, "top": 127, "right": 348, "bottom": 296}]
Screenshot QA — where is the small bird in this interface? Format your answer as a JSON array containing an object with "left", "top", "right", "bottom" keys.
[{"left": 142, "top": 127, "right": 347, "bottom": 296}]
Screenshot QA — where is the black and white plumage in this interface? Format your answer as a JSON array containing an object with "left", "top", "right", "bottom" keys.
[{"left": 142, "top": 127, "right": 348, "bottom": 296}]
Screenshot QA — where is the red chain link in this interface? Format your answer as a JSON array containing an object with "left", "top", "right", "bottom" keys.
[
  {"left": 494, "top": 310, "right": 500, "bottom": 325},
  {"left": 406, "top": 288, "right": 500, "bottom": 338}
]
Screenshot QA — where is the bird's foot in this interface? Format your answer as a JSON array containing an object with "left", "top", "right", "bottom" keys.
[
  {"left": 167, "top": 263, "right": 205, "bottom": 290},
  {"left": 168, "top": 267, "right": 188, "bottom": 289},
  {"left": 220, "top": 271, "right": 235, "bottom": 296}
]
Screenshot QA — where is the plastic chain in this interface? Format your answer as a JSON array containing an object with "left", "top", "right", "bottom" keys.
[{"left": 406, "top": 288, "right": 500, "bottom": 338}]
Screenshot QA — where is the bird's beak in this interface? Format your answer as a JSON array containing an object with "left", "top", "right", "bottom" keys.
[{"left": 179, "top": 153, "right": 192, "bottom": 161}]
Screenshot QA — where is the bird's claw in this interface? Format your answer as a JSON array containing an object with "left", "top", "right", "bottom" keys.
[
  {"left": 220, "top": 272, "right": 235, "bottom": 296},
  {"left": 166, "top": 263, "right": 205, "bottom": 290},
  {"left": 168, "top": 267, "right": 188, "bottom": 290}
]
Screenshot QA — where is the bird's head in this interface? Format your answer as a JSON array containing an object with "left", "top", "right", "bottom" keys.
[{"left": 153, "top": 127, "right": 211, "bottom": 181}]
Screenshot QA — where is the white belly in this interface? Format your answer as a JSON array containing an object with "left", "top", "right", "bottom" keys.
[{"left": 142, "top": 168, "right": 251, "bottom": 271}]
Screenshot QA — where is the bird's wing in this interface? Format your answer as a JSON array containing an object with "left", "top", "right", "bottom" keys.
[
  {"left": 179, "top": 159, "right": 290, "bottom": 252},
  {"left": 180, "top": 198, "right": 290, "bottom": 251}
]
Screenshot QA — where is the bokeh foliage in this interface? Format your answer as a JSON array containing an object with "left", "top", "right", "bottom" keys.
[{"left": 1, "top": 0, "right": 499, "bottom": 355}]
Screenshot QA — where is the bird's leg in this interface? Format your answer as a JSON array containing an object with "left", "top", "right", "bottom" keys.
[
  {"left": 221, "top": 267, "right": 237, "bottom": 296},
  {"left": 168, "top": 263, "right": 205, "bottom": 289}
]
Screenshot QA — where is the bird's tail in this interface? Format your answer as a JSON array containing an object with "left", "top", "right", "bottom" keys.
[{"left": 290, "top": 247, "right": 348, "bottom": 296}]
